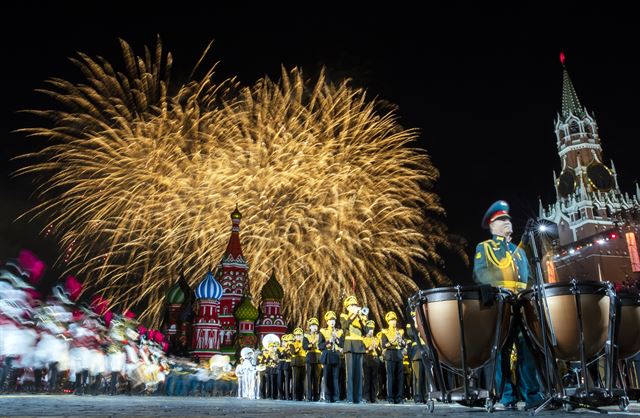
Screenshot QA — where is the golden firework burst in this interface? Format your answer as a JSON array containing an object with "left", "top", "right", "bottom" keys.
[{"left": 17, "top": 38, "right": 463, "bottom": 327}]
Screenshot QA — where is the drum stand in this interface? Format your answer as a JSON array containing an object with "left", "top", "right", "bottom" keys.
[
  {"left": 408, "top": 286, "right": 507, "bottom": 413},
  {"left": 526, "top": 225, "right": 624, "bottom": 415}
]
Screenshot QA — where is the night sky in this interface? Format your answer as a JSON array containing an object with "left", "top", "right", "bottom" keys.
[{"left": 2, "top": 5, "right": 638, "bottom": 283}]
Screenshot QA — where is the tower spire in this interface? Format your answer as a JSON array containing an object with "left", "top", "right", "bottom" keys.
[{"left": 560, "top": 52, "right": 585, "bottom": 120}]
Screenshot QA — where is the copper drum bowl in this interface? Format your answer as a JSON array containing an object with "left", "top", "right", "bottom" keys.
[
  {"left": 617, "top": 291, "right": 640, "bottom": 360},
  {"left": 520, "top": 281, "right": 609, "bottom": 361},
  {"left": 415, "top": 286, "right": 512, "bottom": 370}
]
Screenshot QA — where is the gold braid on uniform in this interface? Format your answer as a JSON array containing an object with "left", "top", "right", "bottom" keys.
[{"left": 483, "top": 242, "right": 515, "bottom": 269}]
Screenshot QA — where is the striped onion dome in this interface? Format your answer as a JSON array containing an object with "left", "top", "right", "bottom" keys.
[
  {"left": 166, "top": 283, "right": 185, "bottom": 305},
  {"left": 195, "top": 271, "right": 223, "bottom": 300}
]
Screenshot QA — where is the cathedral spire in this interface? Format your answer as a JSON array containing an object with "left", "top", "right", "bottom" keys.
[
  {"left": 560, "top": 52, "right": 585, "bottom": 120},
  {"left": 223, "top": 204, "right": 244, "bottom": 259}
]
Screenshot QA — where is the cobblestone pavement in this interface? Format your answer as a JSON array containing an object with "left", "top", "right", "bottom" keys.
[{"left": 0, "top": 395, "right": 640, "bottom": 417}]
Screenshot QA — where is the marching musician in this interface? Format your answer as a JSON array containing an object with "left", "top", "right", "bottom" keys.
[
  {"left": 267, "top": 340, "right": 280, "bottom": 399},
  {"left": 380, "top": 311, "right": 406, "bottom": 404},
  {"left": 277, "top": 334, "right": 293, "bottom": 400},
  {"left": 257, "top": 348, "right": 270, "bottom": 399},
  {"left": 318, "top": 311, "right": 343, "bottom": 403},
  {"left": 406, "top": 317, "right": 427, "bottom": 404},
  {"left": 473, "top": 200, "right": 544, "bottom": 411},
  {"left": 290, "top": 327, "right": 306, "bottom": 401},
  {"left": 363, "top": 319, "right": 380, "bottom": 403},
  {"left": 303, "top": 318, "right": 322, "bottom": 401},
  {"left": 340, "top": 295, "right": 369, "bottom": 404}
]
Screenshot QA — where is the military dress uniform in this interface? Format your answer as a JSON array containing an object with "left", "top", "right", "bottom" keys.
[
  {"left": 257, "top": 350, "right": 269, "bottom": 399},
  {"left": 290, "top": 328, "right": 307, "bottom": 401},
  {"left": 380, "top": 311, "right": 406, "bottom": 404},
  {"left": 406, "top": 323, "right": 427, "bottom": 403},
  {"left": 340, "top": 295, "right": 369, "bottom": 404},
  {"left": 363, "top": 320, "right": 381, "bottom": 403},
  {"left": 277, "top": 334, "right": 293, "bottom": 400},
  {"left": 318, "top": 311, "right": 343, "bottom": 403},
  {"left": 473, "top": 200, "right": 543, "bottom": 410},
  {"left": 303, "top": 318, "right": 322, "bottom": 401},
  {"left": 267, "top": 342, "right": 280, "bottom": 399}
]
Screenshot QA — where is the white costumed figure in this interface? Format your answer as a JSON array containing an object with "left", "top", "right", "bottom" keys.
[{"left": 236, "top": 347, "right": 257, "bottom": 399}]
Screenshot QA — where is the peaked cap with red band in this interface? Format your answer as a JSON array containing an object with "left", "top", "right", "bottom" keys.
[{"left": 481, "top": 200, "right": 512, "bottom": 229}]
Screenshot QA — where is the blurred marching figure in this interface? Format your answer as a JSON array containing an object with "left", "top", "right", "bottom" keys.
[
  {"left": 0, "top": 261, "right": 37, "bottom": 393},
  {"left": 32, "top": 302, "right": 72, "bottom": 392},
  {"left": 236, "top": 347, "right": 258, "bottom": 399},
  {"left": 105, "top": 314, "right": 127, "bottom": 395},
  {"left": 319, "top": 311, "right": 343, "bottom": 403},
  {"left": 303, "top": 317, "right": 322, "bottom": 402},
  {"left": 68, "top": 310, "right": 94, "bottom": 395}
]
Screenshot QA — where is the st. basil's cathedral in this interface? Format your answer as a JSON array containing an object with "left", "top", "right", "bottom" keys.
[{"left": 161, "top": 206, "right": 287, "bottom": 362}]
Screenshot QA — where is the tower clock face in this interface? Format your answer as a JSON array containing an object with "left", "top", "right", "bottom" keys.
[
  {"left": 587, "top": 162, "right": 615, "bottom": 191},
  {"left": 557, "top": 169, "right": 576, "bottom": 197}
]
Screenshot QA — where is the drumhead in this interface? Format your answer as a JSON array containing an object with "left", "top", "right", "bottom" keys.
[
  {"left": 519, "top": 280, "right": 607, "bottom": 299},
  {"left": 423, "top": 285, "right": 512, "bottom": 303}
]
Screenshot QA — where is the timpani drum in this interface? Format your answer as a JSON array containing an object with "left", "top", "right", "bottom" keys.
[
  {"left": 519, "top": 280, "right": 610, "bottom": 361},
  {"left": 414, "top": 285, "right": 512, "bottom": 369},
  {"left": 617, "top": 290, "right": 640, "bottom": 360}
]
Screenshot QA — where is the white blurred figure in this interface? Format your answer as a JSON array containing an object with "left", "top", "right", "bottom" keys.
[
  {"left": 83, "top": 316, "right": 106, "bottom": 394},
  {"left": 236, "top": 347, "right": 257, "bottom": 399},
  {"left": 106, "top": 315, "right": 127, "bottom": 395},
  {"left": 33, "top": 304, "right": 71, "bottom": 392},
  {"left": 69, "top": 312, "right": 101, "bottom": 395},
  {"left": 0, "top": 279, "right": 37, "bottom": 392},
  {"left": 123, "top": 327, "right": 143, "bottom": 392}
]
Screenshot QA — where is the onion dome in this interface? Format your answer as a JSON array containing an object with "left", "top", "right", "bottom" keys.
[
  {"left": 231, "top": 204, "right": 242, "bottom": 220},
  {"left": 235, "top": 297, "right": 259, "bottom": 322},
  {"left": 196, "top": 271, "right": 223, "bottom": 300},
  {"left": 261, "top": 270, "right": 283, "bottom": 301},
  {"left": 166, "top": 283, "right": 185, "bottom": 305}
]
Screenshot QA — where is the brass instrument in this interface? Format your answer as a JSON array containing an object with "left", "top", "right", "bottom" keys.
[{"left": 355, "top": 306, "right": 369, "bottom": 324}]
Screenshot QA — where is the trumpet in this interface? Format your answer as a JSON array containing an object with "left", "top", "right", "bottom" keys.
[{"left": 360, "top": 306, "right": 369, "bottom": 316}]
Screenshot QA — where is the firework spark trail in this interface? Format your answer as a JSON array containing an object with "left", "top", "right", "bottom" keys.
[{"left": 16, "top": 38, "right": 463, "bottom": 327}]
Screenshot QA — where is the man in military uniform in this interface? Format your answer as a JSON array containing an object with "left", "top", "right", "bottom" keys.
[
  {"left": 318, "top": 311, "right": 343, "bottom": 403},
  {"left": 267, "top": 340, "right": 280, "bottom": 399},
  {"left": 290, "top": 327, "right": 306, "bottom": 401},
  {"left": 406, "top": 317, "right": 427, "bottom": 404},
  {"left": 303, "top": 317, "right": 322, "bottom": 401},
  {"left": 340, "top": 295, "right": 369, "bottom": 404},
  {"left": 363, "top": 319, "right": 381, "bottom": 403},
  {"left": 257, "top": 349, "right": 269, "bottom": 399},
  {"left": 473, "top": 200, "right": 544, "bottom": 411},
  {"left": 380, "top": 311, "right": 406, "bottom": 404},
  {"left": 277, "top": 334, "right": 293, "bottom": 400}
]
